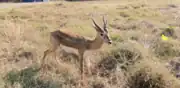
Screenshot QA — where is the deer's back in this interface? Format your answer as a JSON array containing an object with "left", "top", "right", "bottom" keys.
[{"left": 50, "top": 30, "right": 89, "bottom": 49}]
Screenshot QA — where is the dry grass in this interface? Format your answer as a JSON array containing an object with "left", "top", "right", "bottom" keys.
[{"left": 1, "top": 0, "right": 180, "bottom": 88}]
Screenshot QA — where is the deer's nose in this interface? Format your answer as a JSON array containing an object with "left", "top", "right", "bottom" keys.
[{"left": 108, "top": 41, "right": 112, "bottom": 44}]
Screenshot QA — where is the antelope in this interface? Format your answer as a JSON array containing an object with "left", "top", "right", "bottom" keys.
[{"left": 41, "top": 16, "right": 112, "bottom": 82}]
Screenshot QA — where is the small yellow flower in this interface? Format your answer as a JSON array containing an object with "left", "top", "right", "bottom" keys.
[{"left": 161, "top": 34, "right": 169, "bottom": 41}]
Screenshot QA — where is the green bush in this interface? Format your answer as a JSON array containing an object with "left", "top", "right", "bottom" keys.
[{"left": 4, "top": 67, "right": 60, "bottom": 88}]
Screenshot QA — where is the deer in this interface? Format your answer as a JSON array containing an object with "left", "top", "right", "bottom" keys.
[{"left": 41, "top": 16, "right": 112, "bottom": 84}]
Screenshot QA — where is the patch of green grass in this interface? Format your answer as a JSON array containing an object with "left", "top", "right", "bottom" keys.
[
  {"left": 4, "top": 67, "right": 60, "bottom": 88},
  {"left": 110, "top": 33, "right": 123, "bottom": 43}
]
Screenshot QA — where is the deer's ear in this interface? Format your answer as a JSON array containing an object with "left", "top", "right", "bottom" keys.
[{"left": 91, "top": 18, "right": 104, "bottom": 33}]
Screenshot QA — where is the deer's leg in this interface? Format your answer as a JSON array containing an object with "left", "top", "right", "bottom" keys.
[
  {"left": 78, "top": 50, "right": 85, "bottom": 85},
  {"left": 41, "top": 48, "right": 55, "bottom": 68},
  {"left": 41, "top": 36, "right": 60, "bottom": 68},
  {"left": 85, "top": 57, "right": 91, "bottom": 76},
  {"left": 54, "top": 46, "right": 61, "bottom": 65}
]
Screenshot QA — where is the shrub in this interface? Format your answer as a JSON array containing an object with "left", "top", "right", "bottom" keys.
[
  {"left": 166, "top": 57, "right": 180, "bottom": 78},
  {"left": 160, "top": 27, "right": 177, "bottom": 38},
  {"left": 95, "top": 44, "right": 142, "bottom": 77},
  {"left": 153, "top": 41, "right": 180, "bottom": 59},
  {"left": 127, "top": 67, "right": 167, "bottom": 88},
  {"left": 4, "top": 67, "right": 60, "bottom": 88}
]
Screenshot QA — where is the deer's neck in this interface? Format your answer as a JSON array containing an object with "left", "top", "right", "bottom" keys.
[{"left": 88, "top": 33, "right": 104, "bottom": 50}]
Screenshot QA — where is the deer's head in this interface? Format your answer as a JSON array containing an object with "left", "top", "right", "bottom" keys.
[{"left": 91, "top": 16, "right": 112, "bottom": 44}]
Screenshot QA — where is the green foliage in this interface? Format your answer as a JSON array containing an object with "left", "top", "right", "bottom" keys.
[
  {"left": 4, "top": 70, "right": 19, "bottom": 85},
  {"left": 4, "top": 67, "right": 60, "bottom": 88},
  {"left": 110, "top": 34, "right": 123, "bottom": 43}
]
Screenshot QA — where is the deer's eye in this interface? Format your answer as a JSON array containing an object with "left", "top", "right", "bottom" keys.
[{"left": 100, "top": 33, "right": 103, "bottom": 36}]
